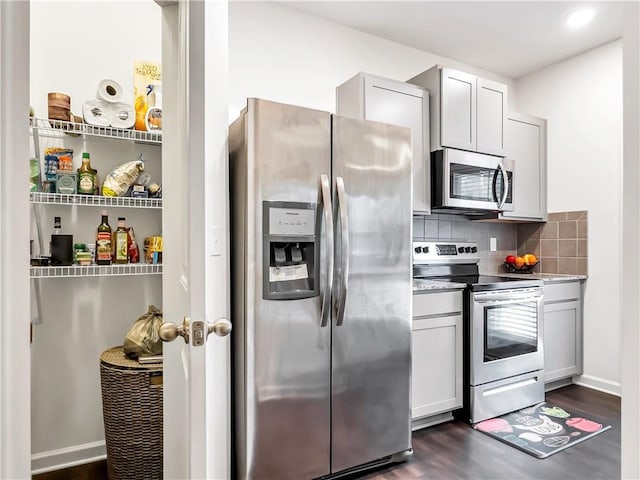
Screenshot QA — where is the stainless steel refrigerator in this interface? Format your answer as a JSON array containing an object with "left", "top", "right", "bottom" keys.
[{"left": 229, "top": 98, "right": 412, "bottom": 480}]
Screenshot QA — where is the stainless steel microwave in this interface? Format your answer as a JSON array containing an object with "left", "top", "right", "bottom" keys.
[{"left": 431, "top": 148, "right": 514, "bottom": 213}]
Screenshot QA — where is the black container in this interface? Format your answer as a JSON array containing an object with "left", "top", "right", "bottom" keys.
[{"left": 51, "top": 234, "right": 74, "bottom": 266}]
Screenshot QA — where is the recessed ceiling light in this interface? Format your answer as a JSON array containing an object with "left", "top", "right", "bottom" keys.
[{"left": 567, "top": 9, "right": 595, "bottom": 29}]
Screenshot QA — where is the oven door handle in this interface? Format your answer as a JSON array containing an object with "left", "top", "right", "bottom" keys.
[{"left": 474, "top": 291, "right": 543, "bottom": 304}]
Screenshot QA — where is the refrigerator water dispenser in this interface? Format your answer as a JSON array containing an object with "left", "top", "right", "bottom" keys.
[{"left": 262, "top": 201, "right": 319, "bottom": 300}]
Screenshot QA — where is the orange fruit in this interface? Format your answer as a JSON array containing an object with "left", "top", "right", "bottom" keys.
[
  {"left": 523, "top": 253, "right": 537, "bottom": 265},
  {"left": 514, "top": 256, "right": 525, "bottom": 268}
]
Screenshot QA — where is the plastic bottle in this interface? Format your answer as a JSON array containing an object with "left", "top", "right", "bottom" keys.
[
  {"left": 145, "top": 84, "right": 162, "bottom": 133},
  {"left": 114, "top": 217, "right": 128, "bottom": 264},
  {"left": 96, "top": 210, "right": 112, "bottom": 265}
]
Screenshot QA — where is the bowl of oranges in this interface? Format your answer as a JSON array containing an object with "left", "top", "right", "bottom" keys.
[{"left": 505, "top": 253, "right": 538, "bottom": 272}]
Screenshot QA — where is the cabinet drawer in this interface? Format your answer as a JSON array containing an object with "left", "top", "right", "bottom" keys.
[
  {"left": 413, "top": 291, "right": 462, "bottom": 318},
  {"left": 544, "top": 282, "right": 581, "bottom": 303}
]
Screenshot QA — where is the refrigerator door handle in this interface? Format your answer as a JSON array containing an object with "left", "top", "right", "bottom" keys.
[
  {"left": 319, "top": 173, "right": 334, "bottom": 327},
  {"left": 335, "top": 176, "right": 350, "bottom": 326}
]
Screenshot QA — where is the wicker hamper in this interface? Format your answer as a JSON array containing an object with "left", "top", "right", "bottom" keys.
[{"left": 100, "top": 346, "right": 163, "bottom": 480}]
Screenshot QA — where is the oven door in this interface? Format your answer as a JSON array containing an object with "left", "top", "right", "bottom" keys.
[
  {"left": 470, "top": 287, "right": 544, "bottom": 386},
  {"left": 436, "top": 149, "right": 514, "bottom": 212}
]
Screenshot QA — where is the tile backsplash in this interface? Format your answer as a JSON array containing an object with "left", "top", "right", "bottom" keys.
[
  {"left": 517, "top": 211, "right": 588, "bottom": 275},
  {"left": 413, "top": 210, "right": 588, "bottom": 276},
  {"left": 413, "top": 213, "right": 518, "bottom": 274}
]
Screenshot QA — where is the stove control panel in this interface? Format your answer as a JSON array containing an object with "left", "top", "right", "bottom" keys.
[{"left": 413, "top": 241, "right": 480, "bottom": 264}]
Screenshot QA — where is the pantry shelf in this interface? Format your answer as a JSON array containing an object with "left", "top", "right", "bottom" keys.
[
  {"left": 30, "top": 192, "right": 162, "bottom": 209},
  {"left": 30, "top": 264, "right": 163, "bottom": 279},
  {"left": 29, "top": 117, "right": 162, "bottom": 145}
]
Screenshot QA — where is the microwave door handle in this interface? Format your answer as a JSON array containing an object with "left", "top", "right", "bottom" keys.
[
  {"left": 319, "top": 174, "right": 334, "bottom": 328},
  {"left": 335, "top": 176, "right": 349, "bottom": 327},
  {"left": 498, "top": 162, "right": 509, "bottom": 209}
]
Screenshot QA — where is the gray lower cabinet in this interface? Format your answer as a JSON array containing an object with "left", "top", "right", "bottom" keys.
[
  {"left": 336, "top": 72, "right": 431, "bottom": 213},
  {"left": 412, "top": 290, "right": 463, "bottom": 424},
  {"left": 543, "top": 281, "right": 583, "bottom": 384}
]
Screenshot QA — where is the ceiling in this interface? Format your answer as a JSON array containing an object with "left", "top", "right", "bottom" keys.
[{"left": 278, "top": 1, "right": 625, "bottom": 79}]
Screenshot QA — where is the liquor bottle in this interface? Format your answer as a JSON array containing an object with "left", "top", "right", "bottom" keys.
[
  {"left": 50, "top": 216, "right": 73, "bottom": 266},
  {"left": 53, "top": 216, "right": 61, "bottom": 235},
  {"left": 77, "top": 152, "right": 97, "bottom": 195},
  {"left": 96, "top": 210, "right": 112, "bottom": 265},
  {"left": 114, "top": 217, "right": 128, "bottom": 264}
]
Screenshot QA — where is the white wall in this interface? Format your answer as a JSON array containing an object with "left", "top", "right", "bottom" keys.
[
  {"left": 515, "top": 40, "right": 623, "bottom": 394},
  {"left": 29, "top": 1, "right": 163, "bottom": 472},
  {"left": 229, "top": 2, "right": 516, "bottom": 121}
]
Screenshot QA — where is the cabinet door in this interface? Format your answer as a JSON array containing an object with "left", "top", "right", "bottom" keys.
[
  {"left": 476, "top": 77, "right": 507, "bottom": 156},
  {"left": 544, "top": 300, "right": 583, "bottom": 383},
  {"left": 440, "top": 68, "right": 476, "bottom": 152},
  {"left": 364, "top": 77, "right": 430, "bottom": 213},
  {"left": 501, "top": 113, "right": 547, "bottom": 221},
  {"left": 411, "top": 314, "right": 463, "bottom": 419}
]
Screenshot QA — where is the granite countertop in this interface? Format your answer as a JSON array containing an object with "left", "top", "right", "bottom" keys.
[
  {"left": 413, "top": 278, "right": 466, "bottom": 293},
  {"left": 499, "top": 273, "right": 588, "bottom": 283}
]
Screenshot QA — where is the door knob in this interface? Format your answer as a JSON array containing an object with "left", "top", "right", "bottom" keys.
[
  {"left": 208, "top": 317, "right": 232, "bottom": 338},
  {"left": 159, "top": 316, "right": 190, "bottom": 344}
]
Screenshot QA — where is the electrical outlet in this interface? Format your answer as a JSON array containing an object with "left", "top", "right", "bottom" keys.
[{"left": 490, "top": 237, "right": 497, "bottom": 252}]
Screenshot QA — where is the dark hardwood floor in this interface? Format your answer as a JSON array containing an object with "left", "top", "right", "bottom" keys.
[
  {"left": 351, "top": 385, "right": 620, "bottom": 480},
  {"left": 33, "top": 385, "right": 619, "bottom": 480}
]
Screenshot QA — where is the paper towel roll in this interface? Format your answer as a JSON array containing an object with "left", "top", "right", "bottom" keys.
[
  {"left": 83, "top": 99, "right": 112, "bottom": 127},
  {"left": 96, "top": 79, "right": 123, "bottom": 103},
  {"left": 110, "top": 102, "right": 135, "bottom": 129}
]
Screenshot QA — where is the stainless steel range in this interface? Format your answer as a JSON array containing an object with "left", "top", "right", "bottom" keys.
[{"left": 413, "top": 241, "right": 545, "bottom": 424}]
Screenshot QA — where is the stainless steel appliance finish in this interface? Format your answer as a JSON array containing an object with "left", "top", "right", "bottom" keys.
[
  {"left": 470, "top": 370, "right": 545, "bottom": 425},
  {"left": 230, "top": 98, "right": 413, "bottom": 480},
  {"left": 471, "top": 287, "right": 544, "bottom": 386},
  {"left": 431, "top": 148, "right": 515, "bottom": 213},
  {"left": 412, "top": 241, "right": 544, "bottom": 424}
]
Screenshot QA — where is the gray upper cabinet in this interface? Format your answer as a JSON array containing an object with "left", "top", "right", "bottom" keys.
[
  {"left": 441, "top": 69, "right": 476, "bottom": 152},
  {"left": 409, "top": 65, "right": 507, "bottom": 157},
  {"left": 499, "top": 113, "right": 547, "bottom": 221},
  {"left": 336, "top": 72, "right": 431, "bottom": 214},
  {"left": 477, "top": 77, "right": 507, "bottom": 156}
]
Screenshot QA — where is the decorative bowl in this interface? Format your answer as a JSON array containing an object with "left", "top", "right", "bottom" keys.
[{"left": 504, "top": 261, "right": 538, "bottom": 273}]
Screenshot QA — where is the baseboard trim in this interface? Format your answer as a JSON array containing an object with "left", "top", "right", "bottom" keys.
[
  {"left": 412, "top": 411, "right": 454, "bottom": 431},
  {"left": 575, "top": 374, "right": 621, "bottom": 397},
  {"left": 31, "top": 441, "right": 106, "bottom": 475}
]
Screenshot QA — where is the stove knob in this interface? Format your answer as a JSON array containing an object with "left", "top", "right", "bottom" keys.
[
  {"left": 414, "top": 246, "right": 422, "bottom": 254},
  {"left": 465, "top": 247, "right": 472, "bottom": 253},
  {"left": 471, "top": 247, "right": 478, "bottom": 253},
  {"left": 424, "top": 246, "right": 429, "bottom": 253},
  {"left": 458, "top": 247, "right": 464, "bottom": 253}
]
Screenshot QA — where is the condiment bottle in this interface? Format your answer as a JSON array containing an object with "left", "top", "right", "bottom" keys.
[
  {"left": 78, "top": 152, "right": 97, "bottom": 195},
  {"left": 96, "top": 210, "right": 112, "bottom": 265},
  {"left": 114, "top": 217, "right": 128, "bottom": 264}
]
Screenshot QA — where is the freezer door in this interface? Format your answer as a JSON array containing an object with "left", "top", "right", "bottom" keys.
[
  {"left": 231, "top": 99, "right": 333, "bottom": 480},
  {"left": 331, "top": 115, "right": 413, "bottom": 473}
]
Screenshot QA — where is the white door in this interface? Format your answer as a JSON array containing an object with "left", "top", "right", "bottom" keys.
[
  {"left": 160, "top": 1, "right": 230, "bottom": 479},
  {"left": 0, "top": 1, "right": 230, "bottom": 477},
  {"left": 0, "top": 1, "right": 31, "bottom": 478}
]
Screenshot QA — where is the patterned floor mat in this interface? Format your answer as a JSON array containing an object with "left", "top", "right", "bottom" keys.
[{"left": 474, "top": 402, "right": 612, "bottom": 458}]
